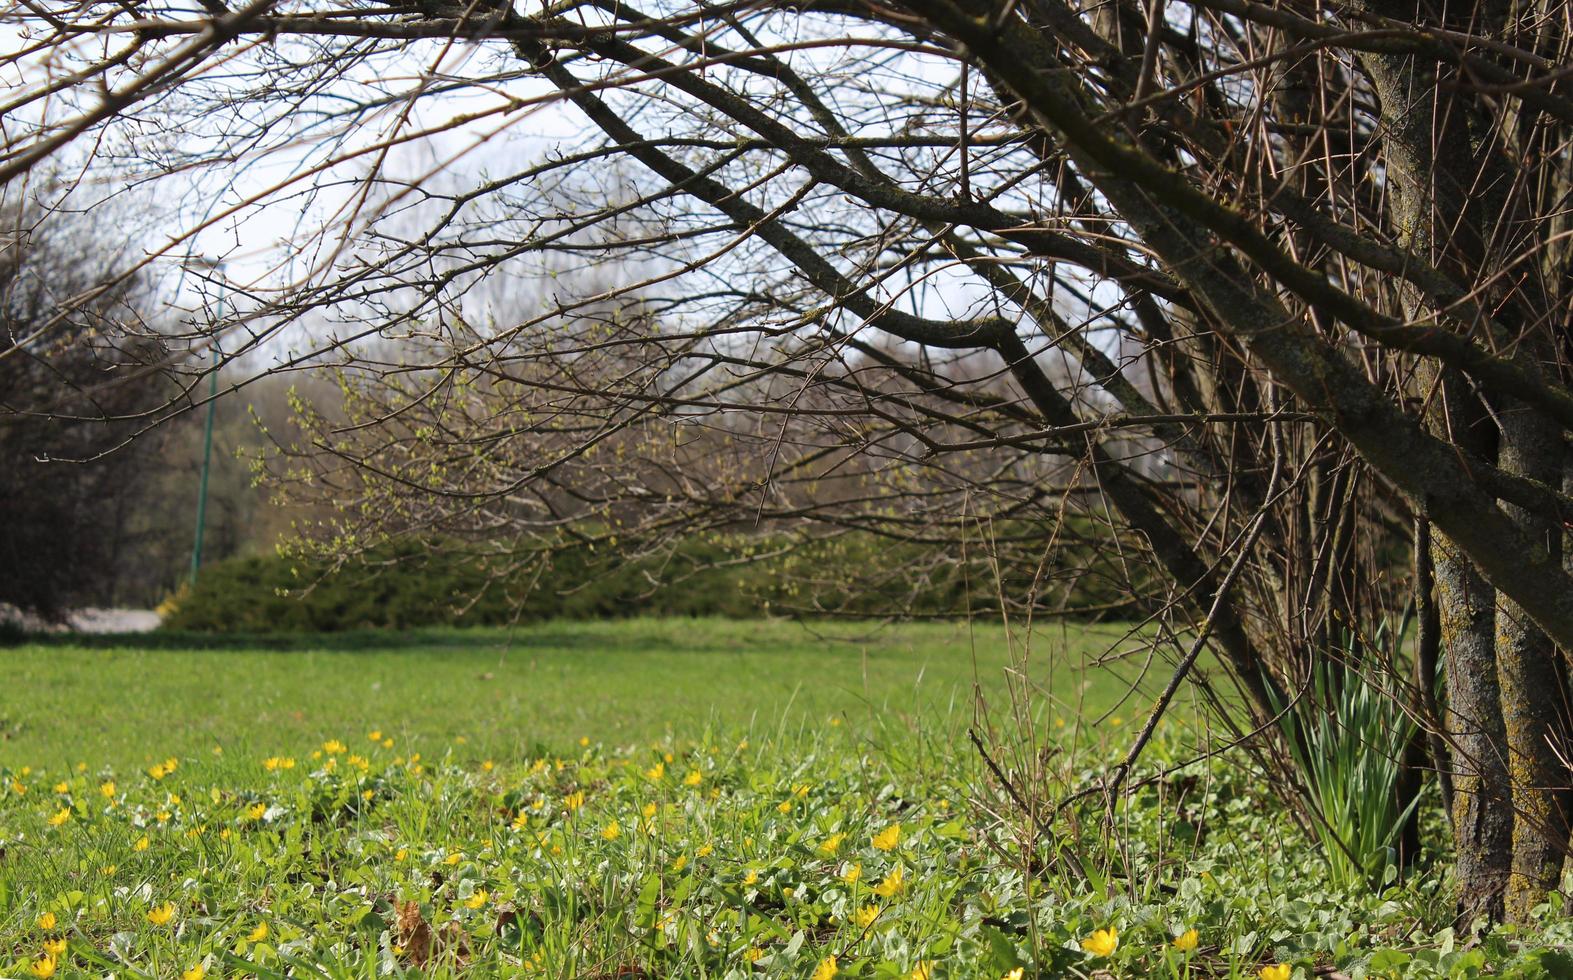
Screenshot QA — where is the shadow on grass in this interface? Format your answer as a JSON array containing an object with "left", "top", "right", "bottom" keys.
[
  {"left": 6, "top": 627, "right": 516, "bottom": 652},
  {"left": 1, "top": 617, "right": 887, "bottom": 654}
]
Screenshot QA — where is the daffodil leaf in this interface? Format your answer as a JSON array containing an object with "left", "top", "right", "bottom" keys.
[{"left": 634, "top": 874, "right": 662, "bottom": 930}]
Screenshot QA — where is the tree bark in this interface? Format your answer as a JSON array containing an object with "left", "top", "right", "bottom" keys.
[
  {"left": 1435, "top": 530, "right": 1513, "bottom": 924},
  {"left": 1429, "top": 368, "right": 1511, "bottom": 925},
  {"left": 1498, "top": 398, "right": 1573, "bottom": 920}
]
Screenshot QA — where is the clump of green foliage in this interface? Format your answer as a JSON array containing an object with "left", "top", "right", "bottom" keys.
[{"left": 1269, "top": 640, "right": 1422, "bottom": 892}]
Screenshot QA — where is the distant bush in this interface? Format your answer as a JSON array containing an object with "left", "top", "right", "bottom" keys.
[{"left": 163, "top": 528, "right": 1158, "bottom": 632}]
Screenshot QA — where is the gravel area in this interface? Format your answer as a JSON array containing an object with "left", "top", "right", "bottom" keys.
[{"left": 1, "top": 605, "right": 161, "bottom": 634}]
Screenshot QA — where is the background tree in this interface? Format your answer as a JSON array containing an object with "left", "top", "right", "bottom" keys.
[
  {"left": 6, "top": 0, "right": 1573, "bottom": 922},
  {"left": 0, "top": 192, "right": 174, "bottom": 618}
]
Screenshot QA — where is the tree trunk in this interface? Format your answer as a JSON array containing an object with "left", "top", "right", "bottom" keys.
[
  {"left": 1428, "top": 372, "right": 1512, "bottom": 924},
  {"left": 1435, "top": 528, "right": 1513, "bottom": 924},
  {"left": 1498, "top": 398, "right": 1572, "bottom": 920}
]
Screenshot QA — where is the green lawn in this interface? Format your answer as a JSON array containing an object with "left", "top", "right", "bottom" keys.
[
  {"left": 2, "top": 619, "right": 1521, "bottom": 979},
  {"left": 3, "top": 618, "right": 1161, "bottom": 771}
]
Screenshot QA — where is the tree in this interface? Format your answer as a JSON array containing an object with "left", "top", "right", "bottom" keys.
[
  {"left": 6, "top": 0, "right": 1573, "bottom": 922},
  {"left": 0, "top": 193, "right": 172, "bottom": 618}
]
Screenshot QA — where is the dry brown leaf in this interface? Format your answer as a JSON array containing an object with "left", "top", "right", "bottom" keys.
[{"left": 395, "top": 899, "right": 434, "bottom": 968}]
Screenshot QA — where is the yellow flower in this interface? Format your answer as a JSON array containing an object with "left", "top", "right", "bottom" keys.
[
  {"left": 164, "top": 757, "right": 178, "bottom": 772},
  {"left": 36, "top": 912, "right": 57, "bottom": 930},
  {"left": 683, "top": 770, "right": 702, "bottom": 786},
  {"left": 1081, "top": 926, "right": 1118, "bottom": 958},
  {"left": 872, "top": 824, "right": 901, "bottom": 851},
  {"left": 601, "top": 821, "right": 621, "bottom": 841},
  {"left": 369, "top": 730, "right": 382, "bottom": 741},
  {"left": 564, "top": 790, "right": 585, "bottom": 812},
  {"left": 742, "top": 868, "right": 759, "bottom": 886},
  {"left": 910, "top": 962, "right": 935, "bottom": 980},
  {"left": 1174, "top": 928, "right": 1199, "bottom": 952},
  {"left": 148, "top": 764, "right": 167, "bottom": 780},
  {"left": 697, "top": 843, "right": 713, "bottom": 857},
  {"left": 811, "top": 955, "right": 838, "bottom": 980},
  {"left": 873, "top": 865, "right": 905, "bottom": 898},
  {"left": 147, "top": 902, "right": 177, "bottom": 926},
  {"left": 465, "top": 890, "right": 489, "bottom": 910},
  {"left": 29, "top": 955, "right": 55, "bottom": 979},
  {"left": 818, "top": 833, "right": 846, "bottom": 856},
  {"left": 579, "top": 736, "right": 591, "bottom": 747},
  {"left": 134, "top": 835, "right": 150, "bottom": 851},
  {"left": 777, "top": 800, "right": 792, "bottom": 813},
  {"left": 48, "top": 808, "right": 70, "bottom": 826},
  {"left": 323, "top": 739, "right": 347, "bottom": 755},
  {"left": 445, "top": 851, "right": 463, "bottom": 865},
  {"left": 244, "top": 802, "right": 267, "bottom": 821},
  {"left": 53, "top": 781, "right": 68, "bottom": 794},
  {"left": 382, "top": 738, "right": 394, "bottom": 749},
  {"left": 841, "top": 862, "right": 862, "bottom": 884},
  {"left": 10, "top": 780, "right": 26, "bottom": 795},
  {"left": 642, "top": 802, "right": 659, "bottom": 819},
  {"left": 395, "top": 848, "right": 408, "bottom": 861},
  {"left": 43, "top": 938, "right": 66, "bottom": 956},
  {"left": 182, "top": 965, "right": 206, "bottom": 980},
  {"left": 1259, "top": 966, "right": 1291, "bottom": 980},
  {"left": 1003, "top": 970, "right": 1024, "bottom": 980},
  {"left": 101, "top": 864, "right": 117, "bottom": 875},
  {"left": 854, "top": 904, "right": 881, "bottom": 927},
  {"left": 671, "top": 854, "right": 688, "bottom": 871},
  {"left": 645, "top": 762, "right": 665, "bottom": 780},
  {"left": 248, "top": 922, "right": 269, "bottom": 942},
  {"left": 744, "top": 947, "right": 764, "bottom": 963},
  {"left": 100, "top": 781, "right": 116, "bottom": 798}
]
